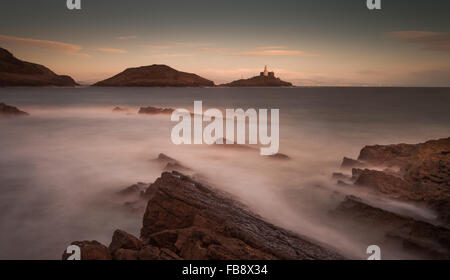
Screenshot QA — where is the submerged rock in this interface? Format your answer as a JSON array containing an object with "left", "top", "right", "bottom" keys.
[
  {"left": 333, "top": 196, "right": 450, "bottom": 259},
  {"left": 138, "top": 106, "right": 174, "bottom": 115},
  {"left": 0, "top": 102, "right": 29, "bottom": 117},
  {"left": 333, "top": 137, "right": 450, "bottom": 226}
]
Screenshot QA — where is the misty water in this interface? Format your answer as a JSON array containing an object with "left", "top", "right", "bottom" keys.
[{"left": 1, "top": 87, "right": 449, "bottom": 259}]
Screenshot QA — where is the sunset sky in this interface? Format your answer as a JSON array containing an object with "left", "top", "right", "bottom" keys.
[{"left": 1, "top": 0, "right": 449, "bottom": 86}]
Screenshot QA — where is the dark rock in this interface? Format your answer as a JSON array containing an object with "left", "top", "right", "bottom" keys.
[
  {"left": 340, "top": 157, "right": 365, "bottom": 169},
  {"left": 140, "top": 171, "right": 344, "bottom": 260},
  {"left": 93, "top": 64, "right": 214, "bottom": 87},
  {"left": 113, "top": 248, "right": 139, "bottom": 260},
  {"left": 117, "top": 182, "right": 148, "bottom": 196},
  {"left": 0, "top": 102, "right": 29, "bottom": 117},
  {"left": 62, "top": 241, "right": 111, "bottom": 260},
  {"left": 112, "top": 106, "right": 128, "bottom": 112},
  {"left": 108, "top": 229, "right": 142, "bottom": 254},
  {"left": 65, "top": 171, "right": 344, "bottom": 260},
  {"left": 333, "top": 196, "right": 450, "bottom": 259},
  {"left": 0, "top": 47, "right": 78, "bottom": 87},
  {"left": 266, "top": 153, "right": 291, "bottom": 160},
  {"left": 138, "top": 106, "right": 174, "bottom": 115},
  {"left": 221, "top": 75, "right": 292, "bottom": 87}
]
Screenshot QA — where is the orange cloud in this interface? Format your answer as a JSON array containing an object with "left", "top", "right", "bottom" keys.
[
  {"left": 0, "top": 34, "right": 89, "bottom": 57},
  {"left": 199, "top": 47, "right": 232, "bottom": 52},
  {"left": 230, "top": 49, "right": 319, "bottom": 57},
  {"left": 96, "top": 48, "right": 127, "bottom": 54},
  {"left": 386, "top": 31, "right": 450, "bottom": 54},
  {"left": 255, "top": 46, "right": 287, "bottom": 50}
]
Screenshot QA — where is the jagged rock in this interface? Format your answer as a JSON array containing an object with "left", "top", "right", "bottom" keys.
[
  {"left": 62, "top": 241, "right": 111, "bottom": 260},
  {"left": 138, "top": 106, "right": 174, "bottom": 115},
  {"left": 340, "top": 157, "right": 365, "bottom": 169},
  {"left": 333, "top": 196, "right": 450, "bottom": 259},
  {"left": 65, "top": 171, "right": 344, "bottom": 260},
  {"left": 335, "top": 137, "right": 450, "bottom": 226},
  {"left": 0, "top": 102, "right": 29, "bottom": 117},
  {"left": 109, "top": 229, "right": 142, "bottom": 254},
  {"left": 332, "top": 172, "right": 351, "bottom": 181},
  {"left": 140, "top": 171, "right": 343, "bottom": 260},
  {"left": 113, "top": 248, "right": 139, "bottom": 260},
  {"left": 117, "top": 182, "right": 148, "bottom": 196}
]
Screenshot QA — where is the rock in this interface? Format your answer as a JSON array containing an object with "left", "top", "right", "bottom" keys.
[
  {"left": 108, "top": 229, "right": 142, "bottom": 254},
  {"left": 340, "top": 157, "right": 365, "bottom": 169},
  {"left": 93, "top": 64, "right": 214, "bottom": 87},
  {"left": 153, "top": 153, "right": 192, "bottom": 173},
  {"left": 333, "top": 196, "right": 450, "bottom": 259},
  {"left": 65, "top": 171, "right": 344, "bottom": 260},
  {"left": 117, "top": 182, "right": 148, "bottom": 196},
  {"left": 113, "top": 248, "right": 139, "bottom": 260},
  {"left": 0, "top": 102, "right": 29, "bottom": 117},
  {"left": 335, "top": 137, "right": 450, "bottom": 226},
  {"left": 0, "top": 47, "right": 78, "bottom": 87},
  {"left": 140, "top": 171, "right": 343, "bottom": 260},
  {"left": 221, "top": 75, "right": 292, "bottom": 87},
  {"left": 266, "top": 153, "right": 291, "bottom": 160},
  {"left": 332, "top": 172, "right": 351, "bottom": 181},
  {"left": 112, "top": 106, "right": 128, "bottom": 112},
  {"left": 138, "top": 106, "right": 174, "bottom": 115},
  {"left": 62, "top": 241, "right": 111, "bottom": 260}
]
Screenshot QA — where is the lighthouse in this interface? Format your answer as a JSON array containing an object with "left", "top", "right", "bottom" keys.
[{"left": 260, "top": 65, "right": 275, "bottom": 77}]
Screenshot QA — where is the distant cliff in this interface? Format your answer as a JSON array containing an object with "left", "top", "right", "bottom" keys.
[
  {"left": 93, "top": 65, "right": 214, "bottom": 87},
  {"left": 0, "top": 47, "right": 78, "bottom": 87},
  {"left": 221, "top": 75, "right": 293, "bottom": 87}
]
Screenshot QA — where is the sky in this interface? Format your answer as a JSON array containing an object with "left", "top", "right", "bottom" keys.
[{"left": 0, "top": 0, "right": 449, "bottom": 86}]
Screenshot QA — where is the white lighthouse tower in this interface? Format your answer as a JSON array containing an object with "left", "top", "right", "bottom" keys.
[{"left": 263, "top": 65, "right": 269, "bottom": 77}]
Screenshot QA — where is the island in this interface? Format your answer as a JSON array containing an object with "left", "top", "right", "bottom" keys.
[
  {"left": 220, "top": 66, "right": 293, "bottom": 87},
  {"left": 0, "top": 47, "right": 78, "bottom": 87},
  {"left": 93, "top": 64, "right": 214, "bottom": 87}
]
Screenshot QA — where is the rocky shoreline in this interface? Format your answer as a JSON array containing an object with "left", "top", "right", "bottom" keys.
[
  {"left": 63, "top": 137, "right": 450, "bottom": 260},
  {"left": 330, "top": 137, "right": 450, "bottom": 259},
  {"left": 64, "top": 169, "right": 343, "bottom": 260}
]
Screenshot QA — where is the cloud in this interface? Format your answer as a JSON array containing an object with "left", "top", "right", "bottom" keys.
[
  {"left": 0, "top": 34, "right": 89, "bottom": 57},
  {"left": 96, "top": 48, "right": 127, "bottom": 54},
  {"left": 386, "top": 31, "right": 450, "bottom": 54},
  {"left": 255, "top": 46, "right": 287, "bottom": 50},
  {"left": 230, "top": 49, "right": 319, "bottom": 57},
  {"left": 116, "top": 35, "right": 137, "bottom": 40},
  {"left": 199, "top": 47, "right": 232, "bottom": 52}
]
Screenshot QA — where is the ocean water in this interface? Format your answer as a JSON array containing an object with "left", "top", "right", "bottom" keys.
[{"left": 0, "top": 86, "right": 449, "bottom": 259}]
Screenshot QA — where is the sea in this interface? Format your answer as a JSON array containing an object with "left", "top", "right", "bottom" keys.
[{"left": 0, "top": 86, "right": 449, "bottom": 259}]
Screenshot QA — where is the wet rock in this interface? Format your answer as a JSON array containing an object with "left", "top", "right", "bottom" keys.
[
  {"left": 140, "top": 171, "right": 344, "bottom": 260},
  {"left": 266, "top": 153, "right": 291, "bottom": 160},
  {"left": 333, "top": 196, "right": 450, "bottom": 259},
  {"left": 117, "top": 182, "right": 148, "bottom": 196},
  {"left": 0, "top": 102, "right": 29, "bottom": 117},
  {"left": 138, "top": 106, "right": 174, "bottom": 115},
  {"left": 65, "top": 171, "right": 344, "bottom": 260},
  {"left": 340, "top": 157, "right": 365, "bottom": 169},
  {"left": 112, "top": 106, "right": 128, "bottom": 112}
]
